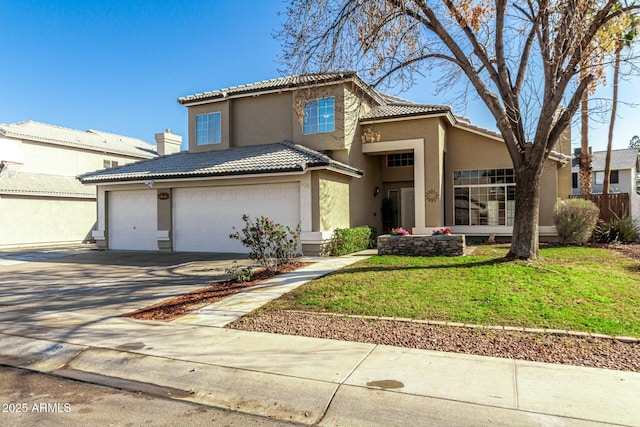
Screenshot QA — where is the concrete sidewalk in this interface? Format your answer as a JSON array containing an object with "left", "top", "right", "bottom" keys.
[{"left": 1, "top": 252, "right": 639, "bottom": 426}]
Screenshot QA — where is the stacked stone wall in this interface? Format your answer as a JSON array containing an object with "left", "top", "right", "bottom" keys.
[{"left": 377, "top": 235, "right": 466, "bottom": 256}]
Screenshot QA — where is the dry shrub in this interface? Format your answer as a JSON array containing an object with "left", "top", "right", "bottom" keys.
[{"left": 553, "top": 199, "right": 599, "bottom": 245}]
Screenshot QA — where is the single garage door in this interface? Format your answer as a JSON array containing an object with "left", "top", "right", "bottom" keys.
[
  {"left": 173, "top": 182, "right": 300, "bottom": 253},
  {"left": 108, "top": 190, "right": 158, "bottom": 250}
]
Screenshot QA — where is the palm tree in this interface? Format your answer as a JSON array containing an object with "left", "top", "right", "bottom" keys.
[{"left": 603, "top": 14, "right": 639, "bottom": 194}]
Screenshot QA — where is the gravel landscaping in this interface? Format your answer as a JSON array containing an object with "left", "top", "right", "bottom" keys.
[{"left": 228, "top": 310, "right": 640, "bottom": 372}]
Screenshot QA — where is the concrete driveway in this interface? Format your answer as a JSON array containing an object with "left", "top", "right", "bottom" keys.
[{"left": 0, "top": 247, "right": 252, "bottom": 322}]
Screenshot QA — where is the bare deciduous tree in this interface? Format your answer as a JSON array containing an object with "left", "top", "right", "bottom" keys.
[{"left": 278, "top": 0, "right": 640, "bottom": 260}]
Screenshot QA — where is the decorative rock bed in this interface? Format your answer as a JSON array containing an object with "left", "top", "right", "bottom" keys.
[{"left": 377, "top": 234, "right": 466, "bottom": 256}]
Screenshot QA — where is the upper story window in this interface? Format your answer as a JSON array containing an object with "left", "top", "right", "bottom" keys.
[
  {"left": 103, "top": 160, "right": 119, "bottom": 168},
  {"left": 387, "top": 153, "right": 414, "bottom": 167},
  {"left": 196, "top": 112, "right": 221, "bottom": 145},
  {"left": 303, "top": 97, "right": 335, "bottom": 135}
]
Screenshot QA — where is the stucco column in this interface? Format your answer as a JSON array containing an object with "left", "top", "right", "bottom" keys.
[
  {"left": 412, "top": 141, "right": 427, "bottom": 233},
  {"left": 92, "top": 186, "right": 107, "bottom": 249},
  {"left": 423, "top": 121, "right": 445, "bottom": 229},
  {"left": 300, "top": 173, "right": 312, "bottom": 232}
]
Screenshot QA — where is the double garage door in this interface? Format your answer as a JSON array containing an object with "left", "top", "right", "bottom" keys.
[{"left": 108, "top": 183, "right": 300, "bottom": 253}]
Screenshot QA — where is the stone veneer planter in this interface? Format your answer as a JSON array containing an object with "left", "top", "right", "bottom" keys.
[{"left": 377, "top": 234, "right": 466, "bottom": 256}]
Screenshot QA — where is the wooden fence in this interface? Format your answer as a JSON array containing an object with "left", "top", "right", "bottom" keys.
[{"left": 569, "top": 193, "right": 630, "bottom": 223}]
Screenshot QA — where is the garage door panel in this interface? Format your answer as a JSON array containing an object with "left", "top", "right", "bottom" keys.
[
  {"left": 109, "top": 190, "right": 157, "bottom": 251},
  {"left": 174, "top": 183, "right": 300, "bottom": 253}
]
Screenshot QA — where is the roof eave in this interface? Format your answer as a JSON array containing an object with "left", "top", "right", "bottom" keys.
[
  {"left": 79, "top": 166, "right": 309, "bottom": 185},
  {"left": 360, "top": 110, "right": 452, "bottom": 124},
  {"left": 80, "top": 162, "right": 363, "bottom": 185}
]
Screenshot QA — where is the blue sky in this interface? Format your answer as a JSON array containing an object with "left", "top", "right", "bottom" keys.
[{"left": 1, "top": 0, "right": 638, "bottom": 152}]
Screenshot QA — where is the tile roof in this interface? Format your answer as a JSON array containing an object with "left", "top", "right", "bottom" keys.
[
  {"left": 79, "top": 142, "right": 363, "bottom": 184},
  {"left": 360, "top": 102, "right": 452, "bottom": 121},
  {"left": 178, "top": 71, "right": 385, "bottom": 105},
  {"left": 0, "top": 121, "right": 157, "bottom": 159},
  {"left": 0, "top": 168, "right": 95, "bottom": 198},
  {"left": 572, "top": 148, "right": 640, "bottom": 171}
]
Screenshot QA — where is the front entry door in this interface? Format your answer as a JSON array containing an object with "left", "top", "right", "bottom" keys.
[{"left": 401, "top": 187, "right": 415, "bottom": 230}]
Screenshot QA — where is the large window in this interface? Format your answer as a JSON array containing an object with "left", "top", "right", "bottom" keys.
[
  {"left": 196, "top": 112, "right": 221, "bottom": 145},
  {"left": 303, "top": 97, "right": 335, "bottom": 135},
  {"left": 454, "top": 169, "right": 516, "bottom": 226}
]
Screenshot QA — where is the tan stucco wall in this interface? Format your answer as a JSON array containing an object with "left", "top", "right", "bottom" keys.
[
  {"left": 319, "top": 173, "right": 350, "bottom": 230},
  {"left": 540, "top": 160, "right": 558, "bottom": 226},
  {"left": 187, "top": 100, "right": 231, "bottom": 151},
  {"left": 232, "top": 93, "right": 294, "bottom": 146},
  {"left": 381, "top": 155, "right": 414, "bottom": 182},
  {"left": 292, "top": 85, "right": 349, "bottom": 152},
  {"left": 555, "top": 126, "right": 572, "bottom": 201},
  {"left": 0, "top": 195, "right": 96, "bottom": 248},
  {"left": 343, "top": 135, "right": 381, "bottom": 231}
]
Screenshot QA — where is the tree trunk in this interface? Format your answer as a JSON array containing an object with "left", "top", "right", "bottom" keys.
[
  {"left": 579, "top": 70, "right": 592, "bottom": 195},
  {"left": 603, "top": 47, "right": 621, "bottom": 195},
  {"left": 507, "top": 166, "right": 542, "bottom": 260}
]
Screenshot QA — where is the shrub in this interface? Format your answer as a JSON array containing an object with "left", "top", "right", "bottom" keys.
[
  {"left": 329, "top": 226, "right": 377, "bottom": 256},
  {"left": 229, "top": 215, "right": 301, "bottom": 273},
  {"left": 553, "top": 199, "right": 600, "bottom": 245},
  {"left": 594, "top": 216, "right": 640, "bottom": 243},
  {"left": 225, "top": 261, "right": 252, "bottom": 282}
]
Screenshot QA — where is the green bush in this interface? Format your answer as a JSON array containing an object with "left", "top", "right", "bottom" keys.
[
  {"left": 229, "top": 215, "right": 301, "bottom": 273},
  {"left": 225, "top": 261, "right": 252, "bottom": 282},
  {"left": 329, "top": 226, "right": 377, "bottom": 256},
  {"left": 553, "top": 199, "right": 600, "bottom": 245},
  {"left": 594, "top": 216, "right": 640, "bottom": 243}
]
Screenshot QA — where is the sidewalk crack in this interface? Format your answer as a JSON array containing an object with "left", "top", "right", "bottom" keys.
[{"left": 315, "top": 343, "right": 378, "bottom": 425}]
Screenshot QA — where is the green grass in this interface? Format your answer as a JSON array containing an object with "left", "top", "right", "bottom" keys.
[{"left": 268, "top": 245, "right": 640, "bottom": 337}]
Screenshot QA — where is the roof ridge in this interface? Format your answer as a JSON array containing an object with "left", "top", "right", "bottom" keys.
[
  {"left": 2, "top": 121, "right": 153, "bottom": 145},
  {"left": 9, "top": 120, "right": 87, "bottom": 134},
  {"left": 8, "top": 170, "right": 79, "bottom": 177},
  {"left": 87, "top": 129, "right": 154, "bottom": 145},
  {"left": 178, "top": 71, "right": 382, "bottom": 105},
  {"left": 280, "top": 140, "right": 325, "bottom": 160}
]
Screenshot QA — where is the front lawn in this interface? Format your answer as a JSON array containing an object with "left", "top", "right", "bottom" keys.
[{"left": 268, "top": 245, "right": 640, "bottom": 337}]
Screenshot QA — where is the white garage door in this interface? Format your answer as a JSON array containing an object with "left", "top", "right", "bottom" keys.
[
  {"left": 108, "top": 190, "right": 158, "bottom": 250},
  {"left": 173, "top": 182, "right": 300, "bottom": 253}
]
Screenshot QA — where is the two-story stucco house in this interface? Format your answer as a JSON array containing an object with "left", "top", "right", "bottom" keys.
[
  {"left": 79, "top": 72, "right": 572, "bottom": 254},
  {"left": 0, "top": 121, "right": 177, "bottom": 248}
]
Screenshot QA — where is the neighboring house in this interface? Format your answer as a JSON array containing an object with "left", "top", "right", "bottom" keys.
[
  {"left": 0, "top": 121, "right": 174, "bottom": 248},
  {"left": 79, "top": 71, "right": 572, "bottom": 255},
  {"left": 571, "top": 147, "right": 640, "bottom": 221}
]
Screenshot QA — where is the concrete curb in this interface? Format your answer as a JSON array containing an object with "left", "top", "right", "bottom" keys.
[{"left": 2, "top": 330, "right": 640, "bottom": 427}]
